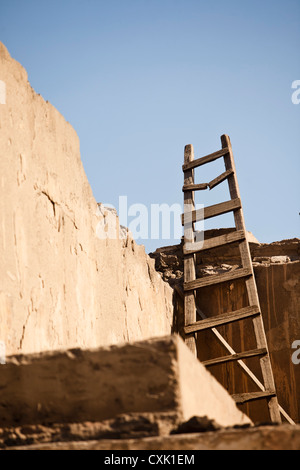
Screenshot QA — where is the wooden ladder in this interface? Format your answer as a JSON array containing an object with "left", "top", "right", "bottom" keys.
[{"left": 181, "top": 134, "right": 282, "bottom": 423}]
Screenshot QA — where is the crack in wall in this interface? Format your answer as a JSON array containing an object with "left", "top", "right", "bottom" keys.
[
  {"left": 19, "top": 305, "right": 31, "bottom": 350},
  {"left": 41, "top": 190, "right": 56, "bottom": 217},
  {"left": 39, "top": 190, "right": 78, "bottom": 230}
]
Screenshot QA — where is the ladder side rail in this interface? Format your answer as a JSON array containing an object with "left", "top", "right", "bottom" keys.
[
  {"left": 221, "top": 134, "right": 282, "bottom": 423},
  {"left": 183, "top": 144, "right": 197, "bottom": 355}
]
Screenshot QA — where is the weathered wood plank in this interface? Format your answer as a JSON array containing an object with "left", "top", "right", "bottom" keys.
[
  {"left": 232, "top": 391, "right": 276, "bottom": 405},
  {"left": 182, "top": 183, "right": 208, "bottom": 192},
  {"left": 182, "top": 147, "right": 229, "bottom": 171},
  {"left": 181, "top": 198, "right": 241, "bottom": 225},
  {"left": 202, "top": 348, "right": 268, "bottom": 367},
  {"left": 174, "top": 284, "right": 295, "bottom": 425},
  {"left": 184, "top": 305, "right": 260, "bottom": 334},
  {"left": 183, "top": 229, "right": 245, "bottom": 255},
  {"left": 183, "top": 267, "right": 252, "bottom": 291},
  {"left": 208, "top": 169, "right": 234, "bottom": 190},
  {"left": 183, "top": 144, "right": 197, "bottom": 356}
]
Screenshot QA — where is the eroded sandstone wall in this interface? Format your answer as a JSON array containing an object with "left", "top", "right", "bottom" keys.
[{"left": 0, "top": 43, "right": 174, "bottom": 355}]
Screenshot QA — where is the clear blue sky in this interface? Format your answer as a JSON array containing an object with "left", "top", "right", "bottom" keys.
[{"left": 1, "top": 0, "right": 299, "bottom": 253}]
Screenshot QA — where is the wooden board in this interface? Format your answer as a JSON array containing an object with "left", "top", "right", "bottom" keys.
[
  {"left": 232, "top": 391, "right": 276, "bottom": 405},
  {"left": 182, "top": 147, "right": 229, "bottom": 171},
  {"left": 182, "top": 183, "right": 208, "bottom": 192},
  {"left": 181, "top": 198, "right": 241, "bottom": 225},
  {"left": 208, "top": 169, "right": 234, "bottom": 190},
  {"left": 202, "top": 348, "right": 268, "bottom": 367},
  {"left": 183, "top": 229, "right": 245, "bottom": 255},
  {"left": 184, "top": 305, "right": 260, "bottom": 334},
  {"left": 183, "top": 267, "right": 252, "bottom": 291}
]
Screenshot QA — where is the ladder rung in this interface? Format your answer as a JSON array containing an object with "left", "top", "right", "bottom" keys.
[
  {"left": 182, "top": 183, "right": 208, "bottom": 192},
  {"left": 202, "top": 348, "right": 268, "bottom": 367},
  {"left": 181, "top": 198, "right": 241, "bottom": 225},
  {"left": 183, "top": 229, "right": 245, "bottom": 255},
  {"left": 182, "top": 147, "right": 229, "bottom": 171},
  {"left": 184, "top": 305, "right": 260, "bottom": 334},
  {"left": 183, "top": 267, "right": 252, "bottom": 291},
  {"left": 208, "top": 169, "right": 234, "bottom": 190},
  {"left": 232, "top": 391, "right": 276, "bottom": 405}
]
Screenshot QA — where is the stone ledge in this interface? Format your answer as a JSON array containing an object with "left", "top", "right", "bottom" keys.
[
  {"left": 0, "top": 335, "right": 251, "bottom": 429},
  {"left": 5, "top": 424, "right": 300, "bottom": 451}
]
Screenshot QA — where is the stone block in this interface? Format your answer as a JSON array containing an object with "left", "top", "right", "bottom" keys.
[{"left": 0, "top": 335, "right": 251, "bottom": 428}]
